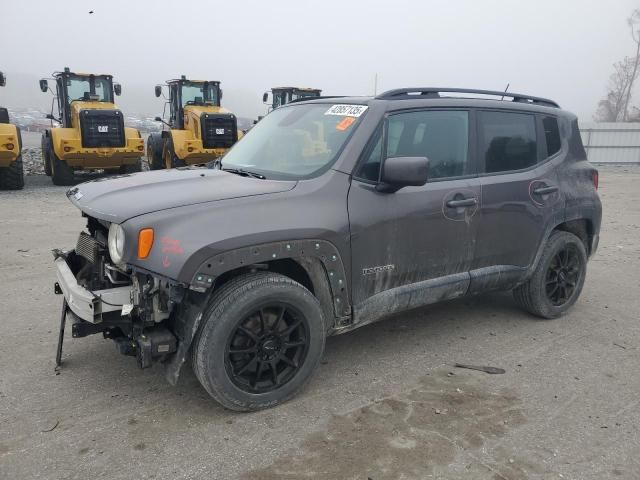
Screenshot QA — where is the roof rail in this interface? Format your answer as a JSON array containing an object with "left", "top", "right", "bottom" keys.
[{"left": 375, "top": 88, "right": 560, "bottom": 108}]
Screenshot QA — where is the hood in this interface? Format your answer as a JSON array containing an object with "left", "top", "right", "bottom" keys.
[{"left": 67, "top": 168, "right": 296, "bottom": 224}]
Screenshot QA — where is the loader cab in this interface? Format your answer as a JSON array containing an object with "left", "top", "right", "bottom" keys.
[
  {"left": 265, "top": 87, "right": 322, "bottom": 112},
  {"left": 40, "top": 68, "right": 119, "bottom": 128},
  {"left": 162, "top": 78, "right": 222, "bottom": 129}
]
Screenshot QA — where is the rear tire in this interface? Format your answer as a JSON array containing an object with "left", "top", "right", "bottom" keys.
[
  {"left": 163, "top": 137, "right": 185, "bottom": 169},
  {"left": 513, "top": 231, "right": 587, "bottom": 319},
  {"left": 191, "top": 272, "right": 326, "bottom": 411},
  {"left": 119, "top": 158, "right": 142, "bottom": 174},
  {"left": 50, "top": 144, "right": 75, "bottom": 186},
  {"left": 0, "top": 156, "right": 24, "bottom": 190},
  {"left": 0, "top": 128, "right": 24, "bottom": 190},
  {"left": 147, "top": 133, "right": 164, "bottom": 170},
  {"left": 42, "top": 134, "right": 52, "bottom": 176}
]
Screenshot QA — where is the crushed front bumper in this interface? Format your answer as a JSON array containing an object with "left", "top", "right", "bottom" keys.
[{"left": 54, "top": 254, "right": 132, "bottom": 323}]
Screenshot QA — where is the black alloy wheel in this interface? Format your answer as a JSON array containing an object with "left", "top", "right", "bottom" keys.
[
  {"left": 545, "top": 245, "right": 582, "bottom": 306},
  {"left": 225, "top": 303, "right": 309, "bottom": 393}
]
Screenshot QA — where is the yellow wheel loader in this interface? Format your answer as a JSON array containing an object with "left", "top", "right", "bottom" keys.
[
  {"left": 147, "top": 76, "right": 241, "bottom": 170},
  {"left": 263, "top": 87, "right": 322, "bottom": 112},
  {"left": 0, "top": 71, "right": 24, "bottom": 190},
  {"left": 39, "top": 67, "right": 144, "bottom": 185}
]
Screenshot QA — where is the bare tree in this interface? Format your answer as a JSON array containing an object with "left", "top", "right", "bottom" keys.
[
  {"left": 622, "top": 9, "right": 640, "bottom": 120},
  {"left": 595, "top": 8, "right": 640, "bottom": 122},
  {"left": 596, "top": 57, "right": 639, "bottom": 121}
]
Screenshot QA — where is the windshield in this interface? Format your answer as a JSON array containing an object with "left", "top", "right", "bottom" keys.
[
  {"left": 66, "top": 75, "right": 113, "bottom": 103},
  {"left": 223, "top": 103, "right": 368, "bottom": 179},
  {"left": 181, "top": 82, "right": 219, "bottom": 106}
]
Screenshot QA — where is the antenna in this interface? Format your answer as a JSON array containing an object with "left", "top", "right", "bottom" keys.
[
  {"left": 501, "top": 83, "right": 510, "bottom": 101},
  {"left": 374, "top": 73, "right": 378, "bottom": 96}
]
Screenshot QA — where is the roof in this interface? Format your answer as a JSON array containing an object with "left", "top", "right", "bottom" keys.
[
  {"left": 53, "top": 69, "right": 113, "bottom": 79},
  {"left": 166, "top": 79, "right": 220, "bottom": 85},
  {"left": 292, "top": 87, "right": 568, "bottom": 115},
  {"left": 271, "top": 87, "right": 322, "bottom": 92}
]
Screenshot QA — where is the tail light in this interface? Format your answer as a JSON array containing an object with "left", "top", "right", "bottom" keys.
[
  {"left": 5, "top": 143, "right": 14, "bottom": 150},
  {"left": 137, "top": 145, "right": 144, "bottom": 152},
  {"left": 592, "top": 170, "right": 599, "bottom": 190}
]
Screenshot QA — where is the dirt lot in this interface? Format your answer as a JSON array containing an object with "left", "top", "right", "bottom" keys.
[{"left": 1, "top": 167, "right": 639, "bottom": 480}]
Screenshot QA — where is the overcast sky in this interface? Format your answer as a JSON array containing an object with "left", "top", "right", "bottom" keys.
[{"left": 1, "top": 0, "right": 638, "bottom": 119}]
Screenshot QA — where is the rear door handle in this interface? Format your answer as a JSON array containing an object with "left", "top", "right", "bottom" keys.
[
  {"left": 533, "top": 185, "right": 558, "bottom": 195},
  {"left": 446, "top": 198, "right": 478, "bottom": 208}
]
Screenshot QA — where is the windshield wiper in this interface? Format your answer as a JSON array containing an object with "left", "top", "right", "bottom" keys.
[{"left": 222, "top": 167, "right": 266, "bottom": 179}]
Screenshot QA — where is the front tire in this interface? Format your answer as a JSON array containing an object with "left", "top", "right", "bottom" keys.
[
  {"left": 513, "top": 231, "right": 587, "bottom": 319},
  {"left": 192, "top": 272, "right": 326, "bottom": 411}
]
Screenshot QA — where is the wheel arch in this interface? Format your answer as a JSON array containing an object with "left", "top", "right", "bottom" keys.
[
  {"left": 185, "top": 240, "right": 352, "bottom": 331},
  {"left": 525, "top": 216, "right": 597, "bottom": 284}
]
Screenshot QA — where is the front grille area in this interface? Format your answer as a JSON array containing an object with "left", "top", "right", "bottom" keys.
[
  {"left": 201, "top": 113, "right": 238, "bottom": 149},
  {"left": 76, "top": 231, "right": 100, "bottom": 263},
  {"left": 80, "top": 109, "right": 126, "bottom": 148}
]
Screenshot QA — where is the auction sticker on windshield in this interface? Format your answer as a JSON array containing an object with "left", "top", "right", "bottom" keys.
[{"left": 325, "top": 104, "right": 368, "bottom": 117}]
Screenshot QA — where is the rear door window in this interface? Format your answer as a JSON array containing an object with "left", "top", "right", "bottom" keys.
[{"left": 479, "top": 111, "right": 537, "bottom": 173}]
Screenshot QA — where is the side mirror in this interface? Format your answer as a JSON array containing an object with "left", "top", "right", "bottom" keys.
[
  {"left": 0, "top": 72, "right": 5, "bottom": 87},
  {"left": 114, "top": 83, "right": 122, "bottom": 96},
  {"left": 39, "top": 79, "right": 49, "bottom": 93},
  {"left": 46, "top": 113, "right": 55, "bottom": 120},
  {"left": 262, "top": 92, "right": 269, "bottom": 103},
  {"left": 154, "top": 85, "right": 162, "bottom": 97},
  {"left": 154, "top": 116, "right": 162, "bottom": 122},
  {"left": 377, "top": 156, "right": 429, "bottom": 193}
]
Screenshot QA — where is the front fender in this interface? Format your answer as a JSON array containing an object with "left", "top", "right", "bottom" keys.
[{"left": 187, "top": 239, "right": 351, "bottom": 320}]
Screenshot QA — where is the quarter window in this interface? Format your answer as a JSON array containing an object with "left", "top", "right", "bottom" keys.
[
  {"left": 479, "top": 111, "right": 537, "bottom": 173},
  {"left": 542, "top": 116, "right": 561, "bottom": 157}
]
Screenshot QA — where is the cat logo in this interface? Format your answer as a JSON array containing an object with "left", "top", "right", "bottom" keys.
[
  {"left": 98, "top": 125, "right": 109, "bottom": 133},
  {"left": 215, "top": 128, "right": 225, "bottom": 135}
]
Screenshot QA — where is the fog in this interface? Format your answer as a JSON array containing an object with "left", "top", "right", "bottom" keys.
[{"left": 0, "top": 0, "right": 637, "bottom": 119}]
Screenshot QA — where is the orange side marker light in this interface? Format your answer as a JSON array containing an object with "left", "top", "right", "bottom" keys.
[{"left": 138, "top": 228, "right": 154, "bottom": 259}]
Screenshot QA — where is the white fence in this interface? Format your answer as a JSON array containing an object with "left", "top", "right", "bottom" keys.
[{"left": 580, "top": 122, "right": 640, "bottom": 164}]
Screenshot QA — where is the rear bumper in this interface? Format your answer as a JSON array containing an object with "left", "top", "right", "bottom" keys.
[
  {"left": 590, "top": 233, "right": 599, "bottom": 257},
  {"left": 54, "top": 254, "right": 132, "bottom": 323},
  {"left": 0, "top": 149, "right": 18, "bottom": 166},
  {"left": 177, "top": 143, "right": 229, "bottom": 164},
  {"left": 0, "top": 128, "right": 19, "bottom": 165},
  {"left": 57, "top": 138, "right": 144, "bottom": 168}
]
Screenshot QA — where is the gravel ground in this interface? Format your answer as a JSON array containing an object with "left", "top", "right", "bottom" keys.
[{"left": 0, "top": 166, "right": 639, "bottom": 480}]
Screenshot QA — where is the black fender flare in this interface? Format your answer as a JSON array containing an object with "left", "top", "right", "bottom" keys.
[
  {"left": 188, "top": 239, "right": 351, "bottom": 326},
  {"left": 522, "top": 210, "right": 598, "bottom": 286}
]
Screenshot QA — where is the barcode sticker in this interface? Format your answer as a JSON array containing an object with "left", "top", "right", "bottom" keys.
[{"left": 325, "top": 105, "right": 368, "bottom": 117}]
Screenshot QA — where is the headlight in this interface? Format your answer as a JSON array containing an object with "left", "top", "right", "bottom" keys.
[{"left": 108, "top": 223, "right": 126, "bottom": 265}]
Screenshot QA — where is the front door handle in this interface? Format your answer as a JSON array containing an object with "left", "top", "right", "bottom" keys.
[
  {"left": 533, "top": 185, "right": 558, "bottom": 195},
  {"left": 446, "top": 198, "right": 478, "bottom": 208}
]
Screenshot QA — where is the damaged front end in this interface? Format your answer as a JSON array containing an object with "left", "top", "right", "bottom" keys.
[{"left": 53, "top": 215, "right": 187, "bottom": 371}]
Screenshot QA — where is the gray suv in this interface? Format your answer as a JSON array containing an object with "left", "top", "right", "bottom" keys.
[{"left": 53, "top": 87, "right": 601, "bottom": 411}]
